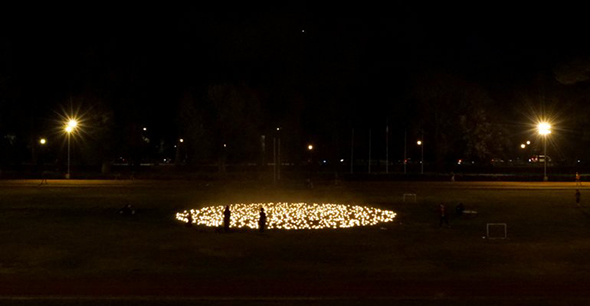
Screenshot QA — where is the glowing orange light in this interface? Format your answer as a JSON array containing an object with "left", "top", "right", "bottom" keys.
[
  {"left": 538, "top": 122, "right": 551, "bottom": 135},
  {"left": 177, "top": 203, "right": 396, "bottom": 230}
]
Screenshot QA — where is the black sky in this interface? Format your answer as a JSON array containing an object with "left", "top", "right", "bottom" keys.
[{"left": 2, "top": 3, "right": 590, "bottom": 148}]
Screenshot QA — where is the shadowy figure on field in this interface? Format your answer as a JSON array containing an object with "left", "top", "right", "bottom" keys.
[
  {"left": 439, "top": 204, "right": 450, "bottom": 228},
  {"left": 259, "top": 208, "right": 267, "bottom": 233},
  {"left": 576, "top": 189, "right": 581, "bottom": 205},
  {"left": 576, "top": 172, "right": 582, "bottom": 186},
  {"left": 306, "top": 178, "right": 314, "bottom": 189},
  {"left": 186, "top": 212, "right": 193, "bottom": 227},
  {"left": 119, "top": 204, "right": 136, "bottom": 216},
  {"left": 455, "top": 202, "right": 465, "bottom": 217},
  {"left": 223, "top": 205, "right": 231, "bottom": 232}
]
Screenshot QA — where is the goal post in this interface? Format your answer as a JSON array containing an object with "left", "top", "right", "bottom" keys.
[
  {"left": 403, "top": 193, "right": 417, "bottom": 203},
  {"left": 486, "top": 223, "right": 507, "bottom": 239}
]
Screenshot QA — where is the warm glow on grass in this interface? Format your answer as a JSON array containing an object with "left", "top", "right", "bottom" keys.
[{"left": 177, "top": 203, "right": 396, "bottom": 230}]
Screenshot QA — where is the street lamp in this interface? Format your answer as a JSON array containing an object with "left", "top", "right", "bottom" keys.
[
  {"left": 65, "top": 119, "right": 78, "bottom": 179},
  {"left": 538, "top": 122, "right": 551, "bottom": 181},
  {"left": 39, "top": 138, "right": 47, "bottom": 145},
  {"left": 175, "top": 138, "right": 184, "bottom": 165},
  {"left": 306, "top": 144, "right": 315, "bottom": 165},
  {"left": 417, "top": 140, "right": 423, "bottom": 174}
]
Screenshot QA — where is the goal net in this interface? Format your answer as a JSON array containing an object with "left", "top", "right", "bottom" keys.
[{"left": 486, "top": 223, "right": 507, "bottom": 239}]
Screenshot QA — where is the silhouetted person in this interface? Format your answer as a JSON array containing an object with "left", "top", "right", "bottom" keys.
[
  {"left": 576, "top": 189, "right": 581, "bottom": 205},
  {"left": 576, "top": 172, "right": 582, "bottom": 186},
  {"left": 223, "top": 205, "right": 231, "bottom": 232},
  {"left": 119, "top": 204, "right": 136, "bottom": 216},
  {"left": 439, "top": 204, "right": 450, "bottom": 228},
  {"left": 455, "top": 202, "right": 465, "bottom": 217},
  {"left": 186, "top": 213, "right": 193, "bottom": 227},
  {"left": 259, "top": 208, "right": 267, "bottom": 233}
]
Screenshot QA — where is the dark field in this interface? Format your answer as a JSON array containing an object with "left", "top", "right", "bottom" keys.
[{"left": 1, "top": 179, "right": 590, "bottom": 305}]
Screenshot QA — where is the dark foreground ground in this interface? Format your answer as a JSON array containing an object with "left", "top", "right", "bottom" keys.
[{"left": 1, "top": 179, "right": 590, "bottom": 305}]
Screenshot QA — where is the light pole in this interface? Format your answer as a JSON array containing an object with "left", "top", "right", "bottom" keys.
[
  {"left": 417, "top": 140, "right": 423, "bottom": 174},
  {"left": 307, "top": 144, "right": 314, "bottom": 187},
  {"left": 65, "top": 119, "right": 77, "bottom": 179},
  {"left": 175, "top": 138, "right": 184, "bottom": 165},
  {"left": 538, "top": 122, "right": 551, "bottom": 181}
]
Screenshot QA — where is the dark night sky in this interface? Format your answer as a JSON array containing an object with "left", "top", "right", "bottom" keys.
[
  {"left": 3, "top": 4, "right": 587, "bottom": 107},
  {"left": 2, "top": 3, "right": 590, "bottom": 162}
]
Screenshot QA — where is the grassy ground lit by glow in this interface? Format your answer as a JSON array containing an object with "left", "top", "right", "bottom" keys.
[
  {"left": 177, "top": 203, "right": 396, "bottom": 230},
  {"left": 4, "top": 180, "right": 590, "bottom": 303}
]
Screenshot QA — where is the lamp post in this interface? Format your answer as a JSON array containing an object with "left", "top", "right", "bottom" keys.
[
  {"left": 175, "top": 138, "right": 184, "bottom": 165},
  {"left": 417, "top": 140, "right": 423, "bottom": 174},
  {"left": 65, "top": 119, "right": 77, "bottom": 179},
  {"left": 538, "top": 122, "right": 551, "bottom": 181}
]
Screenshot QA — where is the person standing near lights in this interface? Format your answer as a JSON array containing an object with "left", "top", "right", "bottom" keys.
[
  {"left": 439, "top": 204, "right": 450, "bottom": 228},
  {"left": 259, "top": 207, "right": 267, "bottom": 233},
  {"left": 223, "top": 205, "right": 231, "bottom": 232}
]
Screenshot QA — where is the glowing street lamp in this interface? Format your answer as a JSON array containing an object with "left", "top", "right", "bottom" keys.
[
  {"left": 520, "top": 144, "right": 526, "bottom": 149},
  {"left": 537, "top": 122, "right": 551, "bottom": 181},
  {"left": 417, "top": 140, "right": 423, "bottom": 174},
  {"left": 39, "top": 138, "right": 47, "bottom": 145},
  {"left": 65, "top": 119, "right": 78, "bottom": 179},
  {"left": 175, "top": 138, "right": 185, "bottom": 165},
  {"left": 308, "top": 144, "right": 313, "bottom": 151},
  {"left": 68, "top": 120, "right": 77, "bottom": 129}
]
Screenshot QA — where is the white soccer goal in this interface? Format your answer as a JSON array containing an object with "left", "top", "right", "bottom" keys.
[
  {"left": 403, "top": 193, "right": 417, "bottom": 203},
  {"left": 486, "top": 223, "right": 507, "bottom": 239}
]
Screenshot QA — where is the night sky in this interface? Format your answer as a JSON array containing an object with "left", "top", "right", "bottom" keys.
[{"left": 2, "top": 4, "right": 590, "bottom": 166}]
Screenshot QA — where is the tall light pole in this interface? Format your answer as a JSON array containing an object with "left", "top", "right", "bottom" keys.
[
  {"left": 65, "top": 119, "right": 77, "bottom": 179},
  {"left": 175, "top": 138, "right": 184, "bottom": 165},
  {"left": 404, "top": 129, "right": 407, "bottom": 174},
  {"left": 417, "top": 140, "right": 423, "bottom": 174},
  {"left": 538, "top": 122, "right": 551, "bottom": 181}
]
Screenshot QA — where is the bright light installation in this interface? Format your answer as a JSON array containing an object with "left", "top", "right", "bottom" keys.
[
  {"left": 68, "top": 119, "right": 78, "bottom": 128},
  {"left": 417, "top": 140, "right": 422, "bottom": 145},
  {"left": 39, "top": 138, "right": 46, "bottom": 145},
  {"left": 520, "top": 144, "right": 526, "bottom": 149},
  {"left": 65, "top": 126, "right": 73, "bottom": 133},
  {"left": 177, "top": 203, "right": 396, "bottom": 230},
  {"left": 308, "top": 145, "right": 313, "bottom": 150}
]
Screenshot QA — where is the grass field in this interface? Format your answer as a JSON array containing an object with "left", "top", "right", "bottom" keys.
[{"left": 1, "top": 179, "right": 590, "bottom": 304}]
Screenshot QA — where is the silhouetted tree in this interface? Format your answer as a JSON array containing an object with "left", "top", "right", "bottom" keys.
[{"left": 411, "top": 71, "right": 509, "bottom": 168}]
